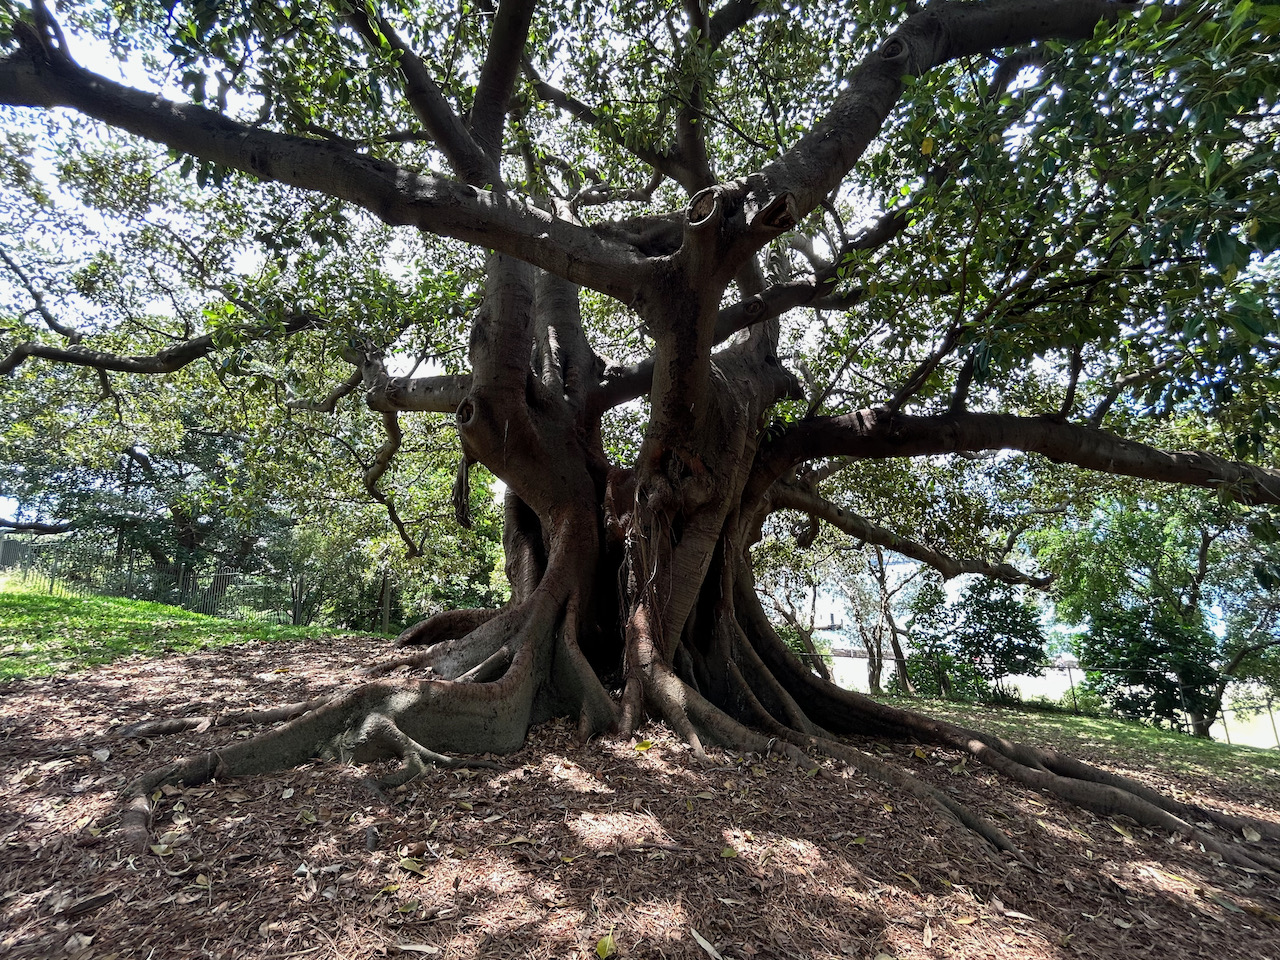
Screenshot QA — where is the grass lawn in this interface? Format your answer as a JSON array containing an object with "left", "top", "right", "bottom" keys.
[
  {"left": 904, "top": 695, "right": 1280, "bottom": 786},
  {"left": 0, "top": 574, "right": 343, "bottom": 681}
]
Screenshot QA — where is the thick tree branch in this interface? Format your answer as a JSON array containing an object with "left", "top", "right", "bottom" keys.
[
  {"left": 730, "top": 0, "right": 1137, "bottom": 265},
  {"left": 772, "top": 483, "right": 1051, "bottom": 588},
  {"left": 708, "top": 0, "right": 763, "bottom": 49},
  {"left": 754, "top": 407, "right": 1280, "bottom": 508},
  {"left": 571, "top": 169, "right": 664, "bottom": 216},
  {"left": 523, "top": 66, "right": 684, "bottom": 182},
  {"left": 0, "top": 314, "right": 320, "bottom": 377},
  {"left": 990, "top": 47, "right": 1050, "bottom": 93},
  {"left": 371, "top": 376, "right": 476, "bottom": 414},
  {"left": 0, "top": 517, "right": 74, "bottom": 534},
  {"left": 1220, "top": 636, "right": 1280, "bottom": 680},
  {"left": 469, "top": 0, "right": 537, "bottom": 158},
  {"left": 672, "top": 48, "right": 716, "bottom": 192},
  {"left": 1088, "top": 359, "right": 1174, "bottom": 425},
  {"left": 0, "top": 44, "right": 652, "bottom": 304},
  {"left": 344, "top": 7, "right": 491, "bottom": 182},
  {"left": 286, "top": 370, "right": 363, "bottom": 412},
  {"left": 711, "top": 183, "right": 945, "bottom": 345},
  {"left": 346, "top": 343, "right": 472, "bottom": 414}
]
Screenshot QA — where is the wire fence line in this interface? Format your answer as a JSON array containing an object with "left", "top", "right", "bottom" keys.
[
  {"left": 826, "top": 645, "right": 1280, "bottom": 749},
  {"left": 0, "top": 534, "right": 398, "bottom": 632}
]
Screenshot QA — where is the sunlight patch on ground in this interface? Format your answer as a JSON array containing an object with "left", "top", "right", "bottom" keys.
[
  {"left": 538, "top": 755, "right": 615, "bottom": 795},
  {"left": 568, "top": 810, "right": 671, "bottom": 850}
]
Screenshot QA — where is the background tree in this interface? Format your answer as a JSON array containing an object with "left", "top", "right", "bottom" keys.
[
  {"left": 1037, "top": 488, "right": 1280, "bottom": 737},
  {"left": 898, "top": 574, "right": 1046, "bottom": 700},
  {"left": 752, "top": 531, "right": 835, "bottom": 682},
  {"left": 0, "top": 126, "right": 506, "bottom": 620},
  {"left": 842, "top": 546, "right": 918, "bottom": 695},
  {"left": 901, "top": 575, "right": 973, "bottom": 699},
  {"left": 957, "top": 577, "right": 1047, "bottom": 697},
  {"left": 3, "top": 0, "right": 1280, "bottom": 869}
]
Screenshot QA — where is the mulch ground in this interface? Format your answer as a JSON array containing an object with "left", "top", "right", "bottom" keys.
[{"left": 2, "top": 635, "right": 1280, "bottom": 960}]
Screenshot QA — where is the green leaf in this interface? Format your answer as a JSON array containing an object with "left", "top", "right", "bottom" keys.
[{"left": 1206, "top": 230, "right": 1248, "bottom": 272}]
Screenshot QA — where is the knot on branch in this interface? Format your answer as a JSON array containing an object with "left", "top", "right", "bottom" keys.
[
  {"left": 879, "top": 35, "right": 908, "bottom": 62},
  {"left": 456, "top": 398, "right": 477, "bottom": 427},
  {"left": 749, "top": 192, "right": 798, "bottom": 234}
]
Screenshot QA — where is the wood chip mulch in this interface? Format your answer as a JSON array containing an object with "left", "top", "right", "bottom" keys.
[{"left": 2, "top": 634, "right": 1280, "bottom": 960}]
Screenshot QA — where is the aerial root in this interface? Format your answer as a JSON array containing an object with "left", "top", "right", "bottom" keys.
[{"left": 727, "top": 622, "right": 824, "bottom": 736}]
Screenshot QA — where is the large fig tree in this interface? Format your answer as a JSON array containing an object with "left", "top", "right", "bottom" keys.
[{"left": 3, "top": 0, "right": 1280, "bottom": 868}]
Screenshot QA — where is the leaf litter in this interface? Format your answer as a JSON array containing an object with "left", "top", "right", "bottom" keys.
[{"left": 0, "top": 633, "right": 1277, "bottom": 959}]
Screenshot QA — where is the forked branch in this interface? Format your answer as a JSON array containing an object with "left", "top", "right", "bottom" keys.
[
  {"left": 0, "top": 314, "right": 320, "bottom": 377},
  {"left": 771, "top": 483, "right": 1051, "bottom": 588}
]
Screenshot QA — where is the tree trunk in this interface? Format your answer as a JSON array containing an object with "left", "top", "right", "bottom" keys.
[
  {"left": 887, "top": 630, "right": 915, "bottom": 696},
  {"left": 863, "top": 631, "right": 885, "bottom": 695}
]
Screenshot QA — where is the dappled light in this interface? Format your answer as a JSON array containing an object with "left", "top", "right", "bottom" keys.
[
  {"left": 2, "top": 636, "right": 1278, "bottom": 958},
  {"left": 3, "top": 0, "right": 1280, "bottom": 955}
]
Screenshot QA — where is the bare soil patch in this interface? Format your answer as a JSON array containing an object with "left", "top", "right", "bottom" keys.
[{"left": 3, "top": 635, "right": 1279, "bottom": 959}]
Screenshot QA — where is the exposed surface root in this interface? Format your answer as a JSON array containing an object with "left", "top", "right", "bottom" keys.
[
  {"left": 725, "top": 659, "right": 1021, "bottom": 858},
  {"left": 118, "top": 697, "right": 331, "bottom": 738},
  {"left": 394, "top": 607, "right": 501, "bottom": 647},
  {"left": 118, "top": 674, "right": 527, "bottom": 853},
  {"left": 724, "top": 582, "right": 1280, "bottom": 876},
  {"left": 810, "top": 691, "right": 1280, "bottom": 873},
  {"left": 367, "top": 606, "right": 525, "bottom": 678},
  {"left": 112, "top": 575, "right": 1280, "bottom": 881}
]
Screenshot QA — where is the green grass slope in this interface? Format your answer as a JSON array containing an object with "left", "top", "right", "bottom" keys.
[
  {"left": 911, "top": 697, "right": 1280, "bottom": 786},
  {"left": 0, "top": 576, "right": 341, "bottom": 681}
]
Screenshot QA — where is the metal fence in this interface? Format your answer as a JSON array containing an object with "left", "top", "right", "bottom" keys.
[
  {"left": 1, "top": 534, "right": 298, "bottom": 624},
  {"left": 827, "top": 645, "right": 1280, "bottom": 749}
]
